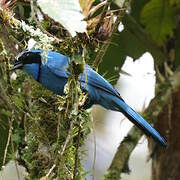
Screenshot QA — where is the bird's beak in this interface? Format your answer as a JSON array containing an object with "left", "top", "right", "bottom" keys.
[{"left": 11, "top": 60, "right": 23, "bottom": 71}]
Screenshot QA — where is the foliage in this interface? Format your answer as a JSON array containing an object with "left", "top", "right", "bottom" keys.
[{"left": 141, "top": 0, "right": 176, "bottom": 45}]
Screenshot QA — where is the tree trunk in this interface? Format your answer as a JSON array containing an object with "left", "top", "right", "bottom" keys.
[{"left": 152, "top": 87, "right": 180, "bottom": 180}]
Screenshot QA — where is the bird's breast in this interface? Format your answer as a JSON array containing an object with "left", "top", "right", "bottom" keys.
[{"left": 39, "top": 66, "right": 67, "bottom": 95}]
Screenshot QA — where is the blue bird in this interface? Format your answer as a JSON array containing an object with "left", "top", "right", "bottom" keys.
[{"left": 13, "top": 50, "right": 167, "bottom": 146}]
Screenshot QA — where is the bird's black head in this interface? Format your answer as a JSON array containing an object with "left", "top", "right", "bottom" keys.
[{"left": 12, "top": 50, "right": 41, "bottom": 70}]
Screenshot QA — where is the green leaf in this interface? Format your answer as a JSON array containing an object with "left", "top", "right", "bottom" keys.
[
  {"left": 169, "top": 0, "right": 180, "bottom": 7},
  {"left": 131, "top": 0, "right": 150, "bottom": 23},
  {"left": 141, "top": 0, "right": 176, "bottom": 45},
  {"left": 17, "top": 3, "right": 25, "bottom": 18}
]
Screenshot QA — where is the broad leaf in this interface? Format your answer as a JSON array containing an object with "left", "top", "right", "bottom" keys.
[
  {"left": 169, "top": 0, "right": 180, "bottom": 8},
  {"left": 130, "top": 0, "right": 150, "bottom": 23},
  {"left": 79, "top": 0, "right": 94, "bottom": 17},
  {"left": 37, "top": 0, "right": 87, "bottom": 37},
  {"left": 141, "top": 0, "right": 176, "bottom": 45}
]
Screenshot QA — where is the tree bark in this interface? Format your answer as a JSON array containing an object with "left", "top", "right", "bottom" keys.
[{"left": 152, "top": 87, "right": 180, "bottom": 180}]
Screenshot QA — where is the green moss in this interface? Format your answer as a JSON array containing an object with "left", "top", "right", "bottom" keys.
[{"left": 12, "top": 70, "right": 92, "bottom": 179}]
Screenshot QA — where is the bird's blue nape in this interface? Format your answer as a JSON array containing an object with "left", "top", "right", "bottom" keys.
[{"left": 14, "top": 49, "right": 167, "bottom": 147}]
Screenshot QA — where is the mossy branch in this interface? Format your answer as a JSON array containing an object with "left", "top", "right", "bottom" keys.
[
  {"left": 104, "top": 69, "right": 180, "bottom": 179},
  {"left": 0, "top": 7, "right": 91, "bottom": 179}
]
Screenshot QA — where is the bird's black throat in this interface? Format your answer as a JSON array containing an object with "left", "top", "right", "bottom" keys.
[
  {"left": 19, "top": 51, "right": 41, "bottom": 65},
  {"left": 12, "top": 51, "right": 42, "bottom": 72}
]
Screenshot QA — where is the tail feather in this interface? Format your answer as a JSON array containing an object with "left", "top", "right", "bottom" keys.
[{"left": 117, "top": 98, "right": 167, "bottom": 147}]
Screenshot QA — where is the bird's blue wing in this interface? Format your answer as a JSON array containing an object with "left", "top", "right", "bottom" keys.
[
  {"left": 81, "top": 65, "right": 120, "bottom": 98},
  {"left": 46, "top": 51, "right": 70, "bottom": 79},
  {"left": 45, "top": 52, "right": 120, "bottom": 98}
]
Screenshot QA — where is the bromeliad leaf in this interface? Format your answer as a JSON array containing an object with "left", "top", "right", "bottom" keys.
[
  {"left": 141, "top": 0, "right": 176, "bottom": 45},
  {"left": 37, "top": 0, "right": 87, "bottom": 37},
  {"left": 79, "top": 0, "right": 94, "bottom": 17}
]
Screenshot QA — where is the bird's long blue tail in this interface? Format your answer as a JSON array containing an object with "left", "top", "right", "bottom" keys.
[{"left": 114, "top": 97, "right": 167, "bottom": 147}]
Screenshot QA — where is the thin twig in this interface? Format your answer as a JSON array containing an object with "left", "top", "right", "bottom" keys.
[
  {"left": 60, "top": 119, "right": 74, "bottom": 156},
  {"left": 82, "top": 45, "right": 88, "bottom": 89},
  {"left": 155, "top": 65, "right": 165, "bottom": 83},
  {"left": 91, "top": 115, "right": 96, "bottom": 180},
  {"left": 45, "top": 164, "right": 56, "bottom": 178},
  {"left": 11, "top": 120, "right": 21, "bottom": 180},
  {"left": 5, "top": 56, "right": 12, "bottom": 94},
  {"left": 43, "top": 119, "right": 75, "bottom": 178},
  {"left": 3, "top": 111, "right": 14, "bottom": 166},
  {"left": 57, "top": 113, "right": 61, "bottom": 143},
  {"left": 87, "top": 0, "right": 107, "bottom": 20},
  {"left": 73, "top": 120, "right": 81, "bottom": 180},
  {"left": 164, "top": 62, "right": 173, "bottom": 76},
  {"left": 23, "top": 113, "right": 28, "bottom": 137}
]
